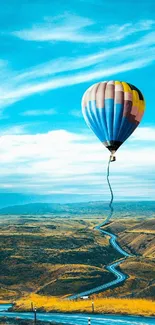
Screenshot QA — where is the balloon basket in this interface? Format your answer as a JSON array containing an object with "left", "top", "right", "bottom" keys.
[{"left": 110, "top": 154, "right": 116, "bottom": 162}]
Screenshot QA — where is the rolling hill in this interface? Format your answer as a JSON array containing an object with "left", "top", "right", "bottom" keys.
[
  {"left": 0, "top": 201, "right": 155, "bottom": 217},
  {"left": 0, "top": 214, "right": 154, "bottom": 301},
  {"left": 97, "top": 218, "right": 155, "bottom": 299}
]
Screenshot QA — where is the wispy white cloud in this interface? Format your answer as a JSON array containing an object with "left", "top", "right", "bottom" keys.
[
  {"left": 12, "top": 31, "right": 155, "bottom": 83},
  {"left": 12, "top": 14, "right": 155, "bottom": 43},
  {"left": 70, "top": 109, "right": 82, "bottom": 118},
  {"left": 131, "top": 127, "right": 155, "bottom": 141},
  {"left": 20, "top": 108, "right": 57, "bottom": 116},
  {"left": 2, "top": 53, "right": 155, "bottom": 101},
  {"left": 0, "top": 24, "right": 155, "bottom": 111},
  {"left": 0, "top": 127, "right": 154, "bottom": 199},
  {"left": 0, "top": 125, "right": 27, "bottom": 136},
  {"left": 0, "top": 123, "right": 41, "bottom": 136}
]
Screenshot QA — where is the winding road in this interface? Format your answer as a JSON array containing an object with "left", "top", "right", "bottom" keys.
[
  {"left": 68, "top": 220, "right": 132, "bottom": 300},
  {"left": 0, "top": 305, "right": 155, "bottom": 325},
  {"left": 68, "top": 159, "right": 132, "bottom": 300}
]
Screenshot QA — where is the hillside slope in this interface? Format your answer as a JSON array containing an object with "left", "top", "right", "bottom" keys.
[
  {"left": 0, "top": 216, "right": 118, "bottom": 300},
  {"left": 97, "top": 218, "right": 155, "bottom": 299},
  {"left": 0, "top": 215, "right": 154, "bottom": 301},
  {"left": 0, "top": 201, "right": 155, "bottom": 217}
]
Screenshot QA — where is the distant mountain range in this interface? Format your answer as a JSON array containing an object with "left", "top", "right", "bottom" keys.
[
  {"left": 0, "top": 192, "right": 93, "bottom": 209},
  {"left": 0, "top": 201, "right": 155, "bottom": 217}
]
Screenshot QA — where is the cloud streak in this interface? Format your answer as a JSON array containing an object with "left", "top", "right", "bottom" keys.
[
  {"left": 1, "top": 53, "right": 155, "bottom": 103},
  {"left": 20, "top": 108, "right": 57, "bottom": 116},
  {"left": 0, "top": 34, "right": 155, "bottom": 110},
  {"left": 12, "top": 30, "right": 155, "bottom": 84},
  {"left": 12, "top": 14, "right": 155, "bottom": 43},
  {"left": 0, "top": 18, "right": 154, "bottom": 117},
  {"left": 0, "top": 127, "right": 154, "bottom": 199}
]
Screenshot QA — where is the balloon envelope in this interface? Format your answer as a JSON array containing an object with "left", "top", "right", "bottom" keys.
[{"left": 82, "top": 81, "right": 145, "bottom": 153}]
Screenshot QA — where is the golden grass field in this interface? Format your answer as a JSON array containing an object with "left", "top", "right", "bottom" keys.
[
  {"left": 11, "top": 293, "right": 155, "bottom": 317},
  {"left": 0, "top": 216, "right": 155, "bottom": 317}
]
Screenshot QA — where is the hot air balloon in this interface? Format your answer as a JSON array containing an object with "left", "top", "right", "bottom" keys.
[{"left": 82, "top": 81, "right": 145, "bottom": 162}]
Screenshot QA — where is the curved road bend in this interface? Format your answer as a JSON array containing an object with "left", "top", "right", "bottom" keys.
[{"left": 68, "top": 220, "right": 132, "bottom": 300}]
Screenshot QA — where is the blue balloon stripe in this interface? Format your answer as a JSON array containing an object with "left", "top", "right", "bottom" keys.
[
  {"left": 117, "top": 117, "right": 131, "bottom": 142},
  {"left": 83, "top": 111, "right": 103, "bottom": 141},
  {"left": 88, "top": 101, "right": 106, "bottom": 141},
  {"left": 113, "top": 103, "right": 124, "bottom": 141},
  {"left": 105, "top": 98, "right": 114, "bottom": 141},
  {"left": 117, "top": 116, "right": 130, "bottom": 142},
  {"left": 96, "top": 107, "right": 109, "bottom": 142},
  {"left": 117, "top": 117, "right": 128, "bottom": 141},
  {"left": 83, "top": 104, "right": 105, "bottom": 142},
  {"left": 121, "top": 122, "right": 137, "bottom": 143},
  {"left": 83, "top": 108, "right": 102, "bottom": 140},
  {"left": 82, "top": 81, "right": 145, "bottom": 151},
  {"left": 84, "top": 102, "right": 138, "bottom": 145},
  {"left": 90, "top": 101, "right": 104, "bottom": 133}
]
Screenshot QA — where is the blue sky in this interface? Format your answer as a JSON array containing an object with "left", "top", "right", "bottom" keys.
[{"left": 0, "top": 0, "right": 155, "bottom": 205}]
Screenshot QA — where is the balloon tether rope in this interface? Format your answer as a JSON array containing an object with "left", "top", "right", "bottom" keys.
[{"left": 106, "top": 156, "right": 114, "bottom": 223}]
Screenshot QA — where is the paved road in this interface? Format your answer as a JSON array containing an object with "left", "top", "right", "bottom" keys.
[
  {"left": 0, "top": 310, "right": 155, "bottom": 325},
  {"left": 68, "top": 220, "right": 131, "bottom": 300}
]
